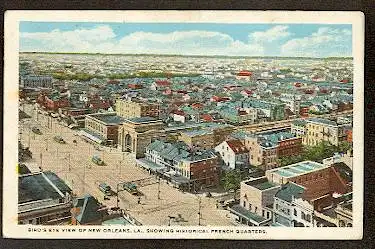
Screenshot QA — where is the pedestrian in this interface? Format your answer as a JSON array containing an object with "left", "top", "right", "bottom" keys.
[{"left": 137, "top": 197, "right": 141, "bottom": 204}]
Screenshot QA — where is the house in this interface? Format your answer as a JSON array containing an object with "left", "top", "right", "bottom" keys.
[{"left": 215, "top": 140, "right": 249, "bottom": 170}]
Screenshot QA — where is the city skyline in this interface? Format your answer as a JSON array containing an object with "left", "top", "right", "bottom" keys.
[{"left": 20, "top": 22, "right": 352, "bottom": 58}]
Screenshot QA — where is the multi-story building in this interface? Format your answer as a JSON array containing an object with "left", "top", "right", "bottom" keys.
[
  {"left": 178, "top": 123, "right": 234, "bottom": 150},
  {"left": 230, "top": 177, "right": 280, "bottom": 226},
  {"left": 242, "top": 99, "right": 285, "bottom": 121},
  {"left": 265, "top": 161, "right": 352, "bottom": 200},
  {"left": 82, "top": 112, "right": 125, "bottom": 146},
  {"left": 141, "top": 140, "right": 220, "bottom": 190},
  {"left": 292, "top": 117, "right": 351, "bottom": 146},
  {"left": 18, "top": 171, "right": 72, "bottom": 225},
  {"left": 215, "top": 140, "right": 249, "bottom": 170},
  {"left": 115, "top": 98, "right": 160, "bottom": 119},
  {"left": 231, "top": 160, "right": 352, "bottom": 227},
  {"left": 244, "top": 135, "right": 278, "bottom": 171},
  {"left": 22, "top": 75, "right": 53, "bottom": 89},
  {"left": 273, "top": 182, "right": 315, "bottom": 227}
]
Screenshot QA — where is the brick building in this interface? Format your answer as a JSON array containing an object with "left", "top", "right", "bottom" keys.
[
  {"left": 82, "top": 113, "right": 125, "bottom": 146},
  {"left": 115, "top": 98, "right": 160, "bottom": 119}
]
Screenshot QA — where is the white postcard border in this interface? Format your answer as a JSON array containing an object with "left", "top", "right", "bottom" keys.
[{"left": 3, "top": 10, "right": 364, "bottom": 239}]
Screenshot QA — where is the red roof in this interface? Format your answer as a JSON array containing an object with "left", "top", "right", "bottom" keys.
[
  {"left": 173, "top": 110, "right": 185, "bottom": 116},
  {"left": 226, "top": 140, "right": 248, "bottom": 154},
  {"left": 191, "top": 103, "right": 203, "bottom": 109},
  {"left": 201, "top": 114, "right": 213, "bottom": 122},
  {"left": 211, "top": 96, "right": 230, "bottom": 102},
  {"left": 242, "top": 89, "right": 253, "bottom": 95},
  {"left": 155, "top": 80, "right": 171, "bottom": 86},
  {"left": 237, "top": 71, "right": 252, "bottom": 76}
]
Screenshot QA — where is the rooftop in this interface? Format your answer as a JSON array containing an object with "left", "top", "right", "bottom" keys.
[
  {"left": 275, "top": 182, "right": 305, "bottom": 202},
  {"left": 268, "top": 161, "right": 327, "bottom": 178},
  {"left": 244, "top": 177, "right": 277, "bottom": 191},
  {"left": 126, "top": 116, "right": 159, "bottom": 124},
  {"left": 88, "top": 113, "right": 125, "bottom": 125},
  {"left": 18, "top": 171, "right": 71, "bottom": 204},
  {"left": 307, "top": 117, "right": 338, "bottom": 126}
]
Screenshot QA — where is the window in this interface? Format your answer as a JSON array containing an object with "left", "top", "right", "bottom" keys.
[
  {"left": 294, "top": 209, "right": 297, "bottom": 216},
  {"left": 306, "top": 214, "right": 311, "bottom": 222},
  {"left": 243, "top": 201, "right": 246, "bottom": 208},
  {"left": 262, "top": 210, "right": 265, "bottom": 217},
  {"left": 255, "top": 207, "right": 258, "bottom": 213},
  {"left": 249, "top": 204, "right": 252, "bottom": 211},
  {"left": 276, "top": 204, "right": 278, "bottom": 210},
  {"left": 267, "top": 212, "right": 270, "bottom": 219},
  {"left": 301, "top": 212, "right": 305, "bottom": 220}
]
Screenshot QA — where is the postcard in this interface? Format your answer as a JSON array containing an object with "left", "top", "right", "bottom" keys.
[{"left": 3, "top": 10, "right": 364, "bottom": 239}]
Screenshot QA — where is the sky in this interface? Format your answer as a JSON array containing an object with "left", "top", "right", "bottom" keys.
[{"left": 19, "top": 22, "right": 352, "bottom": 57}]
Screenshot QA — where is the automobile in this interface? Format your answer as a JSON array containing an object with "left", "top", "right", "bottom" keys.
[
  {"left": 123, "top": 182, "right": 138, "bottom": 195},
  {"left": 53, "top": 136, "right": 66, "bottom": 144},
  {"left": 31, "top": 127, "right": 42, "bottom": 135},
  {"left": 99, "top": 183, "right": 111, "bottom": 195},
  {"left": 92, "top": 155, "right": 104, "bottom": 165}
]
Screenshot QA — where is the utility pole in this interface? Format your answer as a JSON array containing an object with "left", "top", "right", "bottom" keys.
[
  {"left": 157, "top": 177, "right": 161, "bottom": 200},
  {"left": 39, "top": 152, "right": 43, "bottom": 171},
  {"left": 198, "top": 197, "right": 202, "bottom": 226}
]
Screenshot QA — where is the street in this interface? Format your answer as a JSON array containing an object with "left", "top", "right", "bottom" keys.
[{"left": 19, "top": 103, "right": 235, "bottom": 226}]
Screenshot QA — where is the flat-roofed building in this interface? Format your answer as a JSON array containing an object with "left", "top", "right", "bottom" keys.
[
  {"left": 18, "top": 171, "right": 72, "bottom": 225},
  {"left": 230, "top": 177, "right": 280, "bottom": 226},
  {"left": 292, "top": 117, "right": 351, "bottom": 146},
  {"left": 265, "top": 161, "right": 352, "bottom": 200},
  {"left": 179, "top": 123, "right": 234, "bottom": 150},
  {"left": 82, "top": 112, "right": 125, "bottom": 146},
  {"left": 115, "top": 98, "right": 160, "bottom": 119}
]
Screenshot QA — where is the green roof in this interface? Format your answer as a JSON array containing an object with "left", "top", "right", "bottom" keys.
[
  {"left": 275, "top": 182, "right": 305, "bottom": 202},
  {"left": 253, "top": 181, "right": 277, "bottom": 190}
]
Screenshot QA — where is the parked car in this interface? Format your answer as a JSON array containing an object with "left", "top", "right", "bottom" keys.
[
  {"left": 31, "top": 127, "right": 42, "bottom": 135},
  {"left": 92, "top": 155, "right": 104, "bottom": 165},
  {"left": 123, "top": 182, "right": 138, "bottom": 195},
  {"left": 53, "top": 136, "right": 66, "bottom": 144},
  {"left": 99, "top": 183, "right": 111, "bottom": 195}
]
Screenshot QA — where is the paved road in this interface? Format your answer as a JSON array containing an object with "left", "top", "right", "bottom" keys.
[{"left": 19, "top": 103, "right": 235, "bottom": 226}]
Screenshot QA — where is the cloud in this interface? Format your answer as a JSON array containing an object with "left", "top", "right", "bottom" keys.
[
  {"left": 281, "top": 27, "right": 352, "bottom": 57},
  {"left": 250, "top": 25, "right": 291, "bottom": 43},
  {"left": 20, "top": 26, "right": 265, "bottom": 56}
]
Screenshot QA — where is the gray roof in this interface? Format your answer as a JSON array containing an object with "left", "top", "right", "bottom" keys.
[
  {"left": 89, "top": 114, "right": 125, "bottom": 125},
  {"left": 275, "top": 182, "right": 305, "bottom": 203},
  {"left": 73, "top": 194, "right": 102, "bottom": 224},
  {"left": 18, "top": 171, "right": 71, "bottom": 204}
]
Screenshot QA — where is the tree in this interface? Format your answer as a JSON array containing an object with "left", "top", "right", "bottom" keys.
[{"left": 220, "top": 170, "right": 243, "bottom": 193}]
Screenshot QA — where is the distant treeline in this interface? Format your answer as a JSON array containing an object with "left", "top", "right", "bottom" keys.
[
  {"left": 52, "top": 71, "right": 200, "bottom": 81},
  {"left": 20, "top": 52, "right": 353, "bottom": 60}
]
